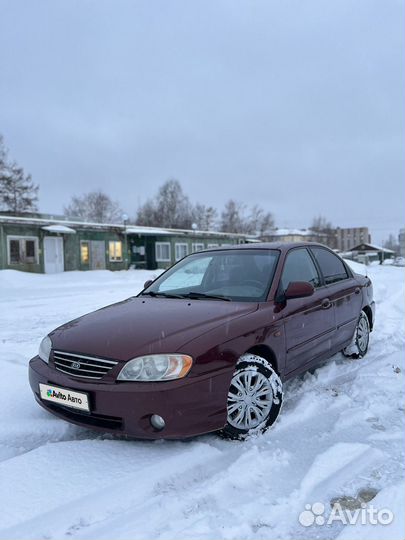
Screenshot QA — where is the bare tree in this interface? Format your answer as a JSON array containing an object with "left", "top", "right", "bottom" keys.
[
  {"left": 221, "top": 199, "right": 274, "bottom": 235},
  {"left": 192, "top": 203, "right": 218, "bottom": 230},
  {"left": 383, "top": 234, "right": 399, "bottom": 254},
  {"left": 311, "top": 215, "right": 333, "bottom": 233},
  {"left": 220, "top": 199, "right": 247, "bottom": 233},
  {"left": 249, "top": 204, "right": 274, "bottom": 235},
  {"left": 64, "top": 190, "right": 123, "bottom": 223},
  {"left": 0, "top": 135, "right": 6, "bottom": 170},
  {"left": 136, "top": 180, "right": 274, "bottom": 234},
  {"left": 136, "top": 179, "right": 193, "bottom": 229},
  {"left": 310, "top": 215, "right": 336, "bottom": 247},
  {"left": 135, "top": 199, "right": 159, "bottom": 227},
  {"left": 0, "top": 135, "right": 39, "bottom": 213}
]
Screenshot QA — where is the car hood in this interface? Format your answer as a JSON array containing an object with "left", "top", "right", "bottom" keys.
[{"left": 49, "top": 297, "right": 258, "bottom": 361}]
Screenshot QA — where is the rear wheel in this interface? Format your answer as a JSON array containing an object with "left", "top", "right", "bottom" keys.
[
  {"left": 220, "top": 354, "right": 283, "bottom": 440},
  {"left": 342, "top": 311, "right": 370, "bottom": 359}
]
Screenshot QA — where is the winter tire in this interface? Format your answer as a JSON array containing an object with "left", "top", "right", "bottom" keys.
[
  {"left": 342, "top": 311, "right": 370, "bottom": 359},
  {"left": 220, "top": 354, "right": 283, "bottom": 440}
]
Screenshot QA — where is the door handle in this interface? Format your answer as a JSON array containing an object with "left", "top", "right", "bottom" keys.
[
  {"left": 355, "top": 287, "right": 361, "bottom": 295},
  {"left": 321, "top": 298, "right": 332, "bottom": 309}
]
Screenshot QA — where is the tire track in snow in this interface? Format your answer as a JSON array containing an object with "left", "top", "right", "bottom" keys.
[{"left": 0, "top": 266, "right": 403, "bottom": 540}]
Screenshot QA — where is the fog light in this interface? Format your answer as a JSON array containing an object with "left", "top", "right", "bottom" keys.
[{"left": 150, "top": 414, "right": 165, "bottom": 431}]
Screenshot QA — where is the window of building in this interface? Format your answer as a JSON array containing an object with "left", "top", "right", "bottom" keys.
[
  {"left": 155, "top": 242, "right": 171, "bottom": 262},
  {"left": 80, "top": 241, "right": 90, "bottom": 264},
  {"left": 311, "top": 247, "right": 348, "bottom": 284},
  {"left": 281, "top": 248, "right": 321, "bottom": 290},
  {"left": 175, "top": 243, "right": 188, "bottom": 261},
  {"left": 7, "top": 236, "right": 39, "bottom": 265},
  {"left": 25, "top": 240, "right": 36, "bottom": 260},
  {"left": 9, "top": 240, "right": 20, "bottom": 263},
  {"left": 109, "top": 241, "right": 123, "bottom": 262},
  {"left": 191, "top": 243, "right": 204, "bottom": 253},
  {"left": 207, "top": 243, "right": 219, "bottom": 248}
]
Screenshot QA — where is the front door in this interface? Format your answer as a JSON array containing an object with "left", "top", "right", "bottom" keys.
[
  {"left": 90, "top": 241, "right": 106, "bottom": 270},
  {"left": 279, "top": 248, "right": 336, "bottom": 375},
  {"left": 44, "top": 237, "right": 64, "bottom": 273}
]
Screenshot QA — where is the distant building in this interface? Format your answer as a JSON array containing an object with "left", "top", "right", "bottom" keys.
[
  {"left": 399, "top": 228, "right": 405, "bottom": 257},
  {"left": 335, "top": 227, "right": 371, "bottom": 252},
  {"left": 0, "top": 214, "right": 246, "bottom": 274}
]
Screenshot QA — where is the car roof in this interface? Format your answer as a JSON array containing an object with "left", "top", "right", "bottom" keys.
[{"left": 199, "top": 242, "right": 329, "bottom": 253}]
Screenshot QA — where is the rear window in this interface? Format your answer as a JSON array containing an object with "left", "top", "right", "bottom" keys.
[{"left": 311, "top": 247, "right": 348, "bottom": 284}]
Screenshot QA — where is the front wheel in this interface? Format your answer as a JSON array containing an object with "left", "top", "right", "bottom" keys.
[
  {"left": 342, "top": 311, "right": 370, "bottom": 359},
  {"left": 220, "top": 354, "right": 283, "bottom": 441}
]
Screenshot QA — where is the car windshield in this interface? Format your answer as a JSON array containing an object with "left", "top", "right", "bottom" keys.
[{"left": 141, "top": 249, "right": 280, "bottom": 302}]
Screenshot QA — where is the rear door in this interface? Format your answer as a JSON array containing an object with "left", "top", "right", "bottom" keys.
[
  {"left": 280, "top": 248, "right": 336, "bottom": 375},
  {"left": 310, "top": 247, "right": 362, "bottom": 349}
]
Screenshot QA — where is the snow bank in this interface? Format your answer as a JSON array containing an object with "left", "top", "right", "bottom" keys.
[{"left": 344, "top": 259, "right": 367, "bottom": 276}]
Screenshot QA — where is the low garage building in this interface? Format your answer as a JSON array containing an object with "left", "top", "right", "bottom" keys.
[
  {"left": 345, "top": 242, "right": 395, "bottom": 264},
  {"left": 0, "top": 214, "right": 245, "bottom": 273}
]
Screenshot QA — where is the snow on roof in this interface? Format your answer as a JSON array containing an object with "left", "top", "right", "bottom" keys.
[
  {"left": 0, "top": 214, "right": 245, "bottom": 237},
  {"left": 41, "top": 225, "right": 76, "bottom": 234},
  {"left": 124, "top": 227, "right": 175, "bottom": 236},
  {"left": 266, "top": 228, "right": 314, "bottom": 237},
  {"left": 0, "top": 214, "right": 125, "bottom": 229},
  {"left": 349, "top": 243, "right": 395, "bottom": 253}
]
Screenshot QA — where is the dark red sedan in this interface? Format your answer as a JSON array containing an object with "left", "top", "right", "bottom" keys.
[{"left": 29, "top": 243, "right": 375, "bottom": 440}]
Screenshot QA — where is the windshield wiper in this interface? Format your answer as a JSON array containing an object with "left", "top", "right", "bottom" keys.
[
  {"left": 182, "top": 291, "right": 232, "bottom": 301},
  {"left": 141, "top": 291, "right": 184, "bottom": 299}
]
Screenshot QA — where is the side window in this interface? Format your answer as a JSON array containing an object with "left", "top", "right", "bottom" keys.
[
  {"left": 281, "top": 248, "right": 321, "bottom": 290},
  {"left": 311, "top": 247, "right": 348, "bottom": 284}
]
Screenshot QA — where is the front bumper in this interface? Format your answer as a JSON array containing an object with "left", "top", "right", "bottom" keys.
[{"left": 29, "top": 356, "right": 231, "bottom": 439}]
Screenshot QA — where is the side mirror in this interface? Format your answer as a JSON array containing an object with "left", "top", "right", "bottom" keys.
[
  {"left": 284, "top": 281, "right": 314, "bottom": 300},
  {"left": 143, "top": 279, "right": 153, "bottom": 289}
]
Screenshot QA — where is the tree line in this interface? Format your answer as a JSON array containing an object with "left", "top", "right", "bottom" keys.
[
  {"left": 66, "top": 179, "right": 275, "bottom": 234},
  {"left": 0, "top": 133, "right": 400, "bottom": 251},
  {"left": 1, "top": 133, "right": 274, "bottom": 233},
  {"left": 133, "top": 179, "right": 274, "bottom": 234}
]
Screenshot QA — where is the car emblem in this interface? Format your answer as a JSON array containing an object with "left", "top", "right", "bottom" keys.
[{"left": 71, "top": 361, "right": 81, "bottom": 369}]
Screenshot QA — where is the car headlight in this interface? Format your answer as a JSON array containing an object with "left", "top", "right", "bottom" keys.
[
  {"left": 117, "top": 354, "right": 193, "bottom": 382},
  {"left": 38, "top": 336, "right": 52, "bottom": 364}
]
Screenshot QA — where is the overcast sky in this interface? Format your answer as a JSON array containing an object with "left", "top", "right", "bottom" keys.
[{"left": 0, "top": 0, "right": 404, "bottom": 243}]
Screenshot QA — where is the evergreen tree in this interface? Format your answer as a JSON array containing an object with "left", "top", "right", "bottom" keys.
[{"left": 0, "top": 135, "right": 39, "bottom": 213}]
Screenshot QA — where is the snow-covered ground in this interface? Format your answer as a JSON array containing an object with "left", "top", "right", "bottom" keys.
[{"left": 0, "top": 264, "right": 404, "bottom": 540}]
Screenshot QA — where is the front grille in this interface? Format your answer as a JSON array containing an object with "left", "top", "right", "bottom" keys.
[{"left": 53, "top": 350, "right": 118, "bottom": 380}]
